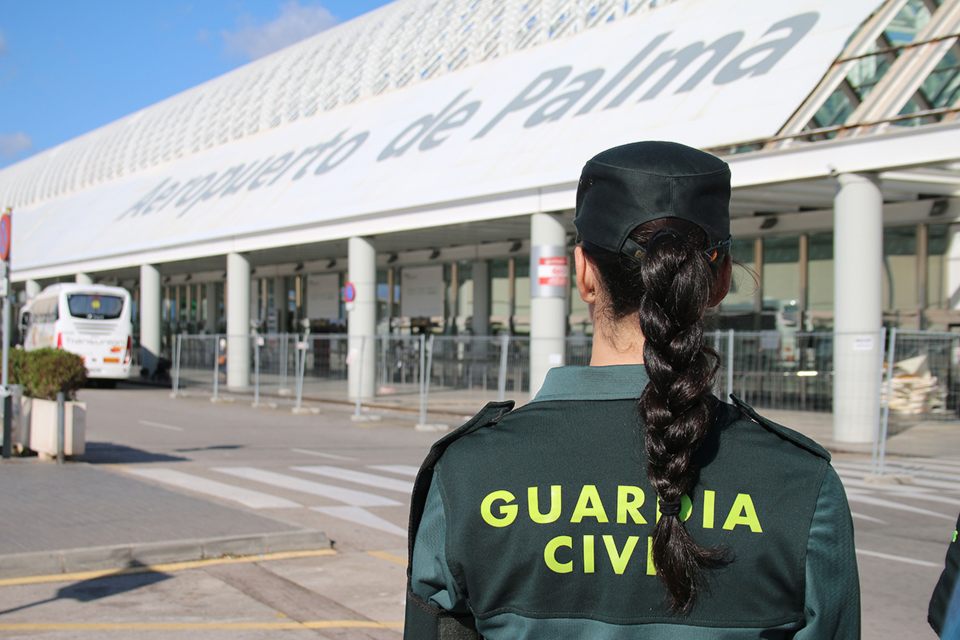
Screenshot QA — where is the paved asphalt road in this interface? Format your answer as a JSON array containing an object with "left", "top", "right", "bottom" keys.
[{"left": 0, "top": 384, "right": 955, "bottom": 639}]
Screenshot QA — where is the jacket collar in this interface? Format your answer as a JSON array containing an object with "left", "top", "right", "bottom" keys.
[{"left": 532, "top": 365, "right": 649, "bottom": 402}]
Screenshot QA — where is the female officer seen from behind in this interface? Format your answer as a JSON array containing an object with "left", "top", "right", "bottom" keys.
[{"left": 404, "top": 141, "right": 860, "bottom": 640}]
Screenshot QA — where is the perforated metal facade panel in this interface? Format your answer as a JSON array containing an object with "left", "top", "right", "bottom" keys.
[{"left": 0, "top": 0, "right": 675, "bottom": 210}]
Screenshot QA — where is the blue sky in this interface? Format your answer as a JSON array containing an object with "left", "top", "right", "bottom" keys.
[{"left": 0, "top": 1, "right": 393, "bottom": 169}]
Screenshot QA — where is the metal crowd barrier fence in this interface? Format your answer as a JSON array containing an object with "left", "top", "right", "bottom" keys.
[{"left": 169, "top": 330, "right": 960, "bottom": 473}]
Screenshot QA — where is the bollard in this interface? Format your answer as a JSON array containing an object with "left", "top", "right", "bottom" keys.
[
  {"left": 294, "top": 338, "right": 307, "bottom": 411},
  {"left": 2, "top": 390, "right": 11, "bottom": 459},
  {"left": 353, "top": 336, "right": 366, "bottom": 419},
  {"left": 497, "top": 334, "right": 510, "bottom": 402},
  {"left": 279, "top": 334, "right": 289, "bottom": 393},
  {"left": 212, "top": 336, "right": 221, "bottom": 402},
  {"left": 424, "top": 335, "right": 435, "bottom": 419},
  {"left": 56, "top": 391, "right": 65, "bottom": 465},
  {"left": 875, "top": 327, "right": 895, "bottom": 476},
  {"left": 253, "top": 335, "right": 262, "bottom": 407},
  {"left": 416, "top": 334, "right": 426, "bottom": 421},
  {"left": 171, "top": 334, "right": 182, "bottom": 397}
]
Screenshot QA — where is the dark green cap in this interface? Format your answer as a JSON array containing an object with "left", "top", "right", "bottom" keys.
[{"left": 574, "top": 141, "right": 731, "bottom": 256}]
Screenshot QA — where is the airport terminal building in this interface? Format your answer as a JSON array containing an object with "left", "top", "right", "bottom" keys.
[{"left": 2, "top": 0, "right": 960, "bottom": 442}]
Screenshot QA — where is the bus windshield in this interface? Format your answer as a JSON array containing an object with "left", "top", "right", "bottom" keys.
[{"left": 67, "top": 294, "right": 124, "bottom": 320}]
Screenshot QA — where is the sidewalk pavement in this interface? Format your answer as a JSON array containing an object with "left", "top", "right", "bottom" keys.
[
  {"left": 0, "top": 462, "right": 328, "bottom": 579},
  {"left": 4, "top": 382, "right": 955, "bottom": 582}
]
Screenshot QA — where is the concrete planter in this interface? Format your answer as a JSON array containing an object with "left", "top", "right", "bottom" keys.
[{"left": 20, "top": 396, "right": 86, "bottom": 458}]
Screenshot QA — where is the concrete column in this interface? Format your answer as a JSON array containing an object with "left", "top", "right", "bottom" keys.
[
  {"left": 227, "top": 252, "right": 251, "bottom": 389},
  {"left": 833, "top": 173, "right": 883, "bottom": 444},
  {"left": 529, "top": 213, "right": 568, "bottom": 397},
  {"left": 472, "top": 260, "right": 491, "bottom": 336},
  {"left": 348, "top": 237, "right": 376, "bottom": 400},
  {"left": 139, "top": 265, "right": 161, "bottom": 374},
  {"left": 25, "top": 280, "right": 41, "bottom": 300},
  {"left": 204, "top": 283, "right": 217, "bottom": 333},
  {"left": 75, "top": 273, "right": 93, "bottom": 285}
]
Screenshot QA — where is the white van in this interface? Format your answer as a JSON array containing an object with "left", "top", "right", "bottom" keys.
[{"left": 21, "top": 284, "right": 133, "bottom": 381}]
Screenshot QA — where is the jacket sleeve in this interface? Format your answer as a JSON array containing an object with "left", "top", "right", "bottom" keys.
[
  {"left": 795, "top": 465, "right": 861, "bottom": 640},
  {"left": 410, "top": 464, "right": 469, "bottom": 613},
  {"left": 929, "top": 512, "right": 960, "bottom": 636}
]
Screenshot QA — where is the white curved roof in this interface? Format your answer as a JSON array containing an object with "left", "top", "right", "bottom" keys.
[
  {"left": 3, "top": 0, "right": 887, "bottom": 279},
  {"left": 0, "top": 0, "right": 681, "bottom": 210}
]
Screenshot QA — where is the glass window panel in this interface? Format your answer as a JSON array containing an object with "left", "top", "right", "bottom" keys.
[
  {"left": 514, "top": 258, "right": 531, "bottom": 332},
  {"left": 721, "top": 237, "right": 756, "bottom": 311},
  {"left": 812, "top": 89, "right": 854, "bottom": 128},
  {"left": 847, "top": 52, "right": 894, "bottom": 100},
  {"left": 457, "top": 261, "right": 474, "bottom": 323},
  {"left": 928, "top": 223, "right": 949, "bottom": 309},
  {"left": 490, "top": 258, "right": 511, "bottom": 321},
  {"left": 884, "top": 0, "right": 932, "bottom": 45},
  {"left": 894, "top": 96, "right": 942, "bottom": 127},
  {"left": 883, "top": 226, "right": 917, "bottom": 310},
  {"left": 808, "top": 232, "right": 834, "bottom": 312},
  {"left": 921, "top": 48, "right": 960, "bottom": 107},
  {"left": 763, "top": 236, "right": 800, "bottom": 312}
]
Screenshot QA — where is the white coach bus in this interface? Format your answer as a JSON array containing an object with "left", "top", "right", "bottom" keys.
[{"left": 21, "top": 284, "right": 133, "bottom": 381}]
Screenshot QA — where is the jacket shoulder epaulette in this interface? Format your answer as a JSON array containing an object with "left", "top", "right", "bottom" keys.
[
  {"left": 728, "top": 394, "right": 830, "bottom": 462},
  {"left": 407, "top": 400, "right": 514, "bottom": 566}
]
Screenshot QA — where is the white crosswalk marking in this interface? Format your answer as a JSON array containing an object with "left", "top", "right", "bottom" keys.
[
  {"left": 213, "top": 467, "right": 400, "bottom": 507},
  {"left": 369, "top": 465, "right": 420, "bottom": 477},
  {"left": 126, "top": 468, "right": 301, "bottom": 509},
  {"left": 856, "top": 548, "right": 941, "bottom": 568},
  {"left": 294, "top": 466, "right": 414, "bottom": 493},
  {"left": 290, "top": 448, "right": 356, "bottom": 461},
  {"left": 834, "top": 460, "right": 960, "bottom": 485},
  {"left": 901, "top": 458, "right": 960, "bottom": 472},
  {"left": 312, "top": 506, "right": 407, "bottom": 537},
  {"left": 851, "top": 512, "right": 887, "bottom": 524},
  {"left": 846, "top": 493, "right": 955, "bottom": 521},
  {"left": 839, "top": 476, "right": 960, "bottom": 508},
  {"left": 835, "top": 461, "right": 960, "bottom": 492}
]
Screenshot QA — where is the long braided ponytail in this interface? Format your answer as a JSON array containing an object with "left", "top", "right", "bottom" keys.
[{"left": 583, "top": 218, "right": 728, "bottom": 613}]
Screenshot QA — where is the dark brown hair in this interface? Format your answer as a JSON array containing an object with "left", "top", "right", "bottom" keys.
[{"left": 582, "top": 217, "right": 728, "bottom": 613}]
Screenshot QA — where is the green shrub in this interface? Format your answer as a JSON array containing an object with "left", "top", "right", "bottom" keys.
[{"left": 11, "top": 348, "right": 86, "bottom": 401}]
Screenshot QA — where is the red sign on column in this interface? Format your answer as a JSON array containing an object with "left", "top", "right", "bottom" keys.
[{"left": 537, "top": 256, "right": 569, "bottom": 287}]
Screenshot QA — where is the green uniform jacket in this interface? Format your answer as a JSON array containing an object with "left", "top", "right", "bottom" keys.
[
  {"left": 929, "top": 512, "right": 960, "bottom": 637},
  {"left": 409, "top": 365, "right": 860, "bottom": 639}
]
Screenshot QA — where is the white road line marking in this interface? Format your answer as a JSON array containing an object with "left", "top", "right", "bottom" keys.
[
  {"left": 838, "top": 474, "right": 936, "bottom": 493},
  {"left": 902, "top": 458, "right": 960, "bottom": 472},
  {"left": 894, "top": 457, "right": 960, "bottom": 472},
  {"left": 369, "top": 465, "right": 420, "bottom": 477},
  {"left": 125, "top": 468, "right": 300, "bottom": 509},
  {"left": 839, "top": 476, "right": 960, "bottom": 507},
  {"left": 845, "top": 494, "right": 954, "bottom": 521},
  {"left": 137, "top": 420, "right": 184, "bottom": 432},
  {"left": 834, "top": 461, "right": 960, "bottom": 485},
  {"left": 290, "top": 448, "right": 356, "bottom": 461},
  {"left": 856, "top": 548, "right": 941, "bottom": 568},
  {"left": 214, "top": 467, "right": 399, "bottom": 507},
  {"left": 834, "top": 463, "right": 960, "bottom": 491},
  {"left": 851, "top": 512, "right": 887, "bottom": 525},
  {"left": 312, "top": 506, "right": 407, "bottom": 537},
  {"left": 294, "top": 466, "right": 414, "bottom": 494}
]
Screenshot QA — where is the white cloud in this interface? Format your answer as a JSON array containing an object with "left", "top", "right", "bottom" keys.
[
  {"left": 0, "top": 132, "right": 31, "bottom": 159},
  {"left": 222, "top": 1, "right": 337, "bottom": 60}
]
